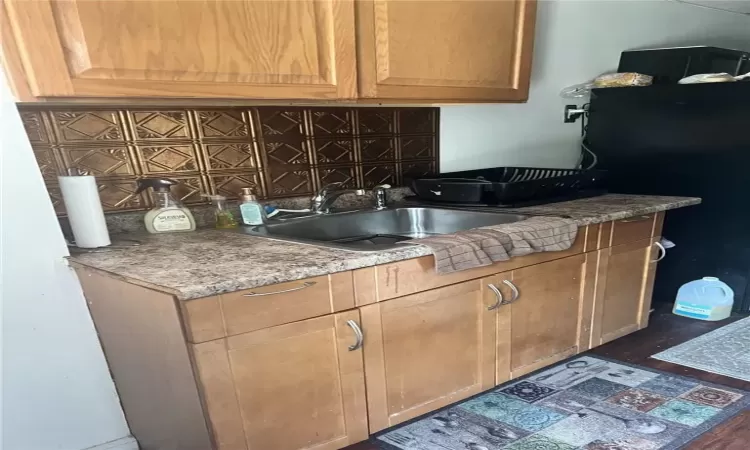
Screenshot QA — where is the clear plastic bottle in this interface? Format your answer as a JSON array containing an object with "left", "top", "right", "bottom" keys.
[
  {"left": 203, "top": 194, "right": 238, "bottom": 229},
  {"left": 239, "top": 187, "right": 266, "bottom": 226},
  {"left": 135, "top": 178, "right": 196, "bottom": 233}
]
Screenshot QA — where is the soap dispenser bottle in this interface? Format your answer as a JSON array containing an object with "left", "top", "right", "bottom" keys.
[
  {"left": 239, "top": 187, "right": 266, "bottom": 226},
  {"left": 135, "top": 178, "right": 196, "bottom": 233}
]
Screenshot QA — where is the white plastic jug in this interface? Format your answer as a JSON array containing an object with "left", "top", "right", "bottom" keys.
[{"left": 673, "top": 277, "right": 734, "bottom": 321}]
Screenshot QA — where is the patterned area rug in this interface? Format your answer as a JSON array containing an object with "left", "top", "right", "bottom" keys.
[
  {"left": 652, "top": 315, "right": 750, "bottom": 382},
  {"left": 375, "top": 355, "right": 749, "bottom": 450}
]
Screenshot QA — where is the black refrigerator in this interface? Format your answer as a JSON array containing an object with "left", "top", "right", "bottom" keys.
[{"left": 586, "top": 81, "right": 750, "bottom": 313}]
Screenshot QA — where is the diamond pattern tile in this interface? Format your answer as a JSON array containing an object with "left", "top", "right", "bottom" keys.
[
  {"left": 256, "top": 109, "right": 305, "bottom": 137},
  {"left": 20, "top": 106, "right": 437, "bottom": 214},
  {"left": 358, "top": 109, "right": 395, "bottom": 135},
  {"left": 401, "top": 160, "right": 436, "bottom": 181},
  {"left": 32, "top": 146, "right": 61, "bottom": 181},
  {"left": 399, "top": 108, "right": 435, "bottom": 134},
  {"left": 362, "top": 164, "right": 396, "bottom": 188},
  {"left": 400, "top": 136, "right": 435, "bottom": 160},
  {"left": 360, "top": 138, "right": 395, "bottom": 162},
  {"left": 313, "top": 139, "right": 355, "bottom": 164},
  {"left": 51, "top": 111, "right": 124, "bottom": 142},
  {"left": 167, "top": 174, "right": 208, "bottom": 204},
  {"left": 196, "top": 110, "right": 248, "bottom": 138},
  {"left": 59, "top": 146, "right": 135, "bottom": 176},
  {"left": 136, "top": 144, "right": 200, "bottom": 174},
  {"left": 45, "top": 183, "right": 66, "bottom": 214},
  {"left": 309, "top": 109, "right": 353, "bottom": 137},
  {"left": 96, "top": 179, "right": 145, "bottom": 211},
  {"left": 263, "top": 140, "right": 309, "bottom": 165},
  {"left": 316, "top": 166, "right": 357, "bottom": 189},
  {"left": 130, "top": 111, "right": 190, "bottom": 140},
  {"left": 204, "top": 143, "right": 257, "bottom": 170},
  {"left": 21, "top": 111, "right": 50, "bottom": 143},
  {"left": 266, "top": 166, "right": 313, "bottom": 197},
  {"left": 209, "top": 171, "right": 263, "bottom": 199}
]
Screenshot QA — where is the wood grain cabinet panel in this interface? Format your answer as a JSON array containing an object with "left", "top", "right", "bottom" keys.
[
  {"left": 501, "top": 254, "right": 590, "bottom": 378},
  {"left": 355, "top": 0, "right": 537, "bottom": 101},
  {"left": 192, "top": 311, "right": 368, "bottom": 450},
  {"left": 592, "top": 237, "right": 659, "bottom": 346},
  {"left": 182, "top": 272, "right": 355, "bottom": 343},
  {"left": 360, "top": 280, "right": 496, "bottom": 432},
  {"left": 5, "top": 0, "right": 357, "bottom": 99}
]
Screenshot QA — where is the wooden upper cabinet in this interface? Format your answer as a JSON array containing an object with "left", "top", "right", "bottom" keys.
[
  {"left": 4, "top": 0, "right": 357, "bottom": 99},
  {"left": 355, "top": 0, "right": 537, "bottom": 102}
]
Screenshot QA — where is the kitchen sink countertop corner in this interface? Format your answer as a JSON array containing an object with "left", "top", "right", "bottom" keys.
[{"left": 68, "top": 194, "right": 701, "bottom": 300}]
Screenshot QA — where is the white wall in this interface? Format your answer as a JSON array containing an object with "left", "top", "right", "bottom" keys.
[
  {"left": 440, "top": 0, "right": 750, "bottom": 172},
  {"left": 0, "top": 73, "right": 131, "bottom": 448}
]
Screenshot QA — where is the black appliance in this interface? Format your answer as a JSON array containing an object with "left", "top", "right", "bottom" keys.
[
  {"left": 586, "top": 80, "right": 750, "bottom": 313},
  {"left": 411, "top": 167, "right": 606, "bottom": 205},
  {"left": 619, "top": 46, "right": 749, "bottom": 84}
]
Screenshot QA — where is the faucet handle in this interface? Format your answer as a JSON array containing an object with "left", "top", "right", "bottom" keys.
[{"left": 372, "top": 184, "right": 391, "bottom": 191}]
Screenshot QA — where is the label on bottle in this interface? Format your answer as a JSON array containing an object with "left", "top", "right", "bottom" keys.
[
  {"left": 240, "top": 203, "right": 264, "bottom": 226},
  {"left": 153, "top": 209, "right": 192, "bottom": 231},
  {"left": 674, "top": 303, "right": 711, "bottom": 319}
]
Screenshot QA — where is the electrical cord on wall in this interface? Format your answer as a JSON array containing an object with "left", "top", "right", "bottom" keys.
[{"left": 575, "top": 103, "right": 599, "bottom": 170}]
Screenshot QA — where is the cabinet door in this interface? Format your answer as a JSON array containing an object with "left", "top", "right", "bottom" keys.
[
  {"left": 361, "top": 280, "right": 496, "bottom": 432},
  {"left": 505, "top": 254, "right": 589, "bottom": 378},
  {"left": 482, "top": 271, "right": 513, "bottom": 385},
  {"left": 5, "top": 0, "right": 356, "bottom": 99},
  {"left": 593, "top": 238, "right": 658, "bottom": 346},
  {"left": 355, "top": 0, "right": 537, "bottom": 101},
  {"left": 191, "top": 311, "right": 368, "bottom": 450}
]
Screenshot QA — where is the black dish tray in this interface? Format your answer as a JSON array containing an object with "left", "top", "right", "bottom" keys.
[{"left": 411, "top": 167, "right": 607, "bottom": 204}]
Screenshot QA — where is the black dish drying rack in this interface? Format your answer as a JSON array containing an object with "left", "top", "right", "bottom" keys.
[{"left": 411, "top": 167, "right": 607, "bottom": 205}]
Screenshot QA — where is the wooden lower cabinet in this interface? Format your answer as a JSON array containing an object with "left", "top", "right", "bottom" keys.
[
  {"left": 360, "top": 280, "right": 497, "bottom": 432},
  {"left": 191, "top": 310, "right": 368, "bottom": 450},
  {"left": 497, "top": 254, "right": 592, "bottom": 378},
  {"left": 592, "top": 237, "right": 659, "bottom": 346}
]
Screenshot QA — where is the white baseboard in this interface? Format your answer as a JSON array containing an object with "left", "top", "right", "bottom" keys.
[{"left": 83, "top": 436, "right": 138, "bottom": 450}]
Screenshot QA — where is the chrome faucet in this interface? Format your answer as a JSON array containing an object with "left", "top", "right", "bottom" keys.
[
  {"left": 372, "top": 184, "right": 391, "bottom": 210},
  {"left": 310, "top": 183, "right": 365, "bottom": 214}
]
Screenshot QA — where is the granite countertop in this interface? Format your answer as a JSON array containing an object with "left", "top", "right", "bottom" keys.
[{"left": 68, "top": 194, "right": 700, "bottom": 300}]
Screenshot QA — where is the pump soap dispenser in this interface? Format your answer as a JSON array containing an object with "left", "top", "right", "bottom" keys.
[{"left": 135, "top": 178, "right": 196, "bottom": 233}]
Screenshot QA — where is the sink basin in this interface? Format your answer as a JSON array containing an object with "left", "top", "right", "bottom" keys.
[{"left": 232, "top": 207, "right": 527, "bottom": 251}]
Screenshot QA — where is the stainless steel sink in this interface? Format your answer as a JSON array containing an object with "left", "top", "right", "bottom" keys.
[{"left": 231, "top": 207, "right": 527, "bottom": 251}]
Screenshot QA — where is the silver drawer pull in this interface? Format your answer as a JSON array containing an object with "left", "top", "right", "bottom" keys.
[
  {"left": 503, "top": 279, "right": 520, "bottom": 303},
  {"left": 242, "top": 281, "right": 316, "bottom": 297},
  {"left": 652, "top": 241, "right": 666, "bottom": 262},
  {"left": 346, "top": 320, "right": 364, "bottom": 351},
  {"left": 487, "top": 283, "right": 504, "bottom": 310},
  {"left": 620, "top": 215, "right": 652, "bottom": 223}
]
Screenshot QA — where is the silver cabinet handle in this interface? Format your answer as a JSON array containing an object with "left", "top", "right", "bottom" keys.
[
  {"left": 502, "top": 280, "right": 520, "bottom": 303},
  {"left": 242, "top": 281, "right": 316, "bottom": 297},
  {"left": 346, "top": 320, "right": 363, "bottom": 351},
  {"left": 487, "top": 283, "right": 504, "bottom": 310},
  {"left": 652, "top": 241, "right": 666, "bottom": 262},
  {"left": 620, "top": 215, "right": 652, "bottom": 223}
]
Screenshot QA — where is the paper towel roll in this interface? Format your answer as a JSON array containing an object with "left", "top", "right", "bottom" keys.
[{"left": 58, "top": 175, "right": 111, "bottom": 248}]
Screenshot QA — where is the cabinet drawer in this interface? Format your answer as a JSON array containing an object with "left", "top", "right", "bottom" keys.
[
  {"left": 181, "top": 272, "right": 355, "bottom": 343},
  {"left": 609, "top": 214, "right": 656, "bottom": 247},
  {"left": 355, "top": 227, "right": 586, "bottom": 303}
]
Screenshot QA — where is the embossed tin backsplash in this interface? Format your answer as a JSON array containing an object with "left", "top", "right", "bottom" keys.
[{"left": 19, "top": 106, "right": 438, "bottom": 214}]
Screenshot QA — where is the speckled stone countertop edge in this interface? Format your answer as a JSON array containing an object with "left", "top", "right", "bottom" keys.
[
  {"left": 69, "top": 260, "right": 185, "bottom": 297},
  {"left": 68, "top": 195, "right": 701, "bottom": 301}
]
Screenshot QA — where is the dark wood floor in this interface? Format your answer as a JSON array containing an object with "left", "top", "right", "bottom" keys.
[{"left": 346, "top": 306, "right": 750, "bottom": 450}]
